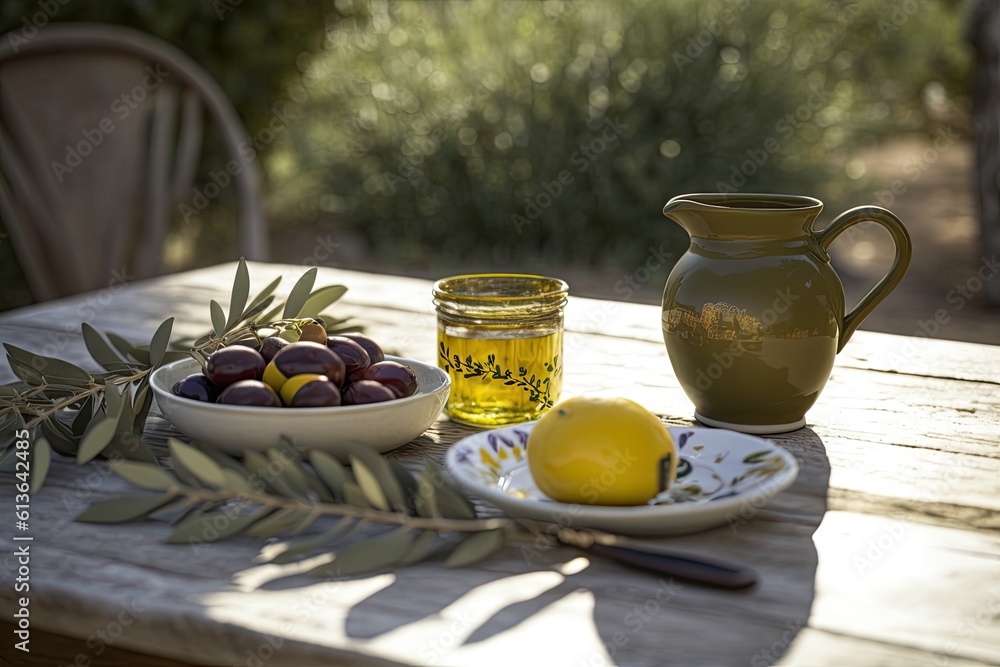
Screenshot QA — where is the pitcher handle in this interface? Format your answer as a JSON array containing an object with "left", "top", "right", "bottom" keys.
[{"left": 813, "top": 206, "right": 912, "bottom": 352}]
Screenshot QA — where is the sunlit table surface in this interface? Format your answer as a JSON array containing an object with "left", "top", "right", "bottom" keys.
[{"left": 1, "top": 262, "right": 998, "bottom": 667}]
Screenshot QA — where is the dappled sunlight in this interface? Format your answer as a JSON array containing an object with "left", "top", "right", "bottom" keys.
[{"left": 201, "top": 567, "right": 612, "bottom": 666}]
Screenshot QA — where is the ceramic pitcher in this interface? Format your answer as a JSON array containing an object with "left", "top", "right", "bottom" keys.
[{"left": 661, "top": 193, "right": 911, "bottom": 434}]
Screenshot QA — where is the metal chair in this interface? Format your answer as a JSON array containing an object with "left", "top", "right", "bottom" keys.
[{"left": 0, "top": 22, "right": 268, "bottom": 301}]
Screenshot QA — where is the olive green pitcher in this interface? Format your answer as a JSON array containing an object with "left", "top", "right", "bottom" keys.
[{"left": 661, "top": 193, "right": 911, "bottom": 434}]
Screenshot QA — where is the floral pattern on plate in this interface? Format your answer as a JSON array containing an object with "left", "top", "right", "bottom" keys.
[{"left": 444, "top": 422, "right": 800, "bottom": 536}]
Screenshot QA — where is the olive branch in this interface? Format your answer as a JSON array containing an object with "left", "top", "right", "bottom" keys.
[
  {"left": 438, "top": 343, "right": 558, "bottom": 408},
  {"left": 0, "top": 259, "right": 356, "bottom": 490},
  {"left": 73, "top": 437, "right": 655, "bottom": 578}
]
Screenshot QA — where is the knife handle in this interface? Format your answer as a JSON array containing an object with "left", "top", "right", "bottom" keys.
[{"left": 586, "top": 543, "right": 758, "bottom": 589}]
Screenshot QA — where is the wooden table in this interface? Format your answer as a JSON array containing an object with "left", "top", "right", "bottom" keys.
[{"left": 1, "top": 262, "right": 998, "bottom": 667}]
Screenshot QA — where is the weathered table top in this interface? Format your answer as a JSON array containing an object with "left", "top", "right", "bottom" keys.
[{"left": 1, "top": 262, "right": 998, "bottom": 667}]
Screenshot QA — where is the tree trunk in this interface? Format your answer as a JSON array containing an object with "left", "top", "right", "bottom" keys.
[{"left": 968, "top": 0, "right": 1000, "bottom": 305}]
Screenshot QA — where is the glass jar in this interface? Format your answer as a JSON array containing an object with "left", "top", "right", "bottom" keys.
[{"left": 433, "top": 274, "right": 568, "bottom": 427}]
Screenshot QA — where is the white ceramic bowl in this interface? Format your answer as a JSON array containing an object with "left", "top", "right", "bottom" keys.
[{"left": 150, "top": 355, "right": 450, "bottom": 457}]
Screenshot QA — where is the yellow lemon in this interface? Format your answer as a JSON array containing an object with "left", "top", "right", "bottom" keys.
[{"left": 527, "top": 396, "right": 677, "bottom": 506}]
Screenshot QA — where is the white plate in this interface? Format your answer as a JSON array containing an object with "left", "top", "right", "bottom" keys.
[
  {"left": 151, "top": 355, "right": 449, "bottom": 457},
  {"left": 444, "top": 423, "right": 799, "bottom": 536}
]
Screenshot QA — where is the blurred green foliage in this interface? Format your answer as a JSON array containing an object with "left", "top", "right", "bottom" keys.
[
  {"left": 0, "top": 0, "right": 972, "bottom": 310},
  {"left": 271, "top": 0, "right": 970, "bottom": 271}
]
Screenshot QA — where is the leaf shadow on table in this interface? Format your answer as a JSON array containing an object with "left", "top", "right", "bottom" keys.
[{"left": 255, "top": 427, "right": 830, "bottom": 667}]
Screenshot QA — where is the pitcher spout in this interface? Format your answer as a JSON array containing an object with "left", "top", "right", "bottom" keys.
[
  {"left": 663, "top": 193, "right": 824, "bottom": 240},
  {"left": 662, "top": 195, "right": 718, "bottom": 239}
]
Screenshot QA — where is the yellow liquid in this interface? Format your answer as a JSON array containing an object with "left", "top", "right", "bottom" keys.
[{"left": 438, "top": 331, "right": 563, "bottom": 426}]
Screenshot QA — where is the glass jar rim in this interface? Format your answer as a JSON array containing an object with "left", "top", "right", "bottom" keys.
[{"left": 432, "top": 273, "right": 569, "bottom": 303}]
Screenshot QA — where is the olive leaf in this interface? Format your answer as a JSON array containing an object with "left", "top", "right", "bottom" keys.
[
  {"left": 245, "top": 508, "right": 310, "bottom": 539},
  {"left": 75, "top": 492, "right": 176, "bottom": 524},
  {"left": 109, "top": 461, "right": 176, "bottom": 491},
  {"left": 4, "top": 344, "right": 92, "bottom": 385},
  {"left": 283, "top": 268, "right": 318, "bottom": 318},
  {"left": 105, "top": 332, "right": 147, "bottom": 365},
  {"left": 309, "top": 450, "right": 351, "bottom": 502},
  {"left": 266, "top": 448, "right": 312, "bottom": 500},
  {"left": 221, "top": 469, "right": 255, "bottom": 494},
  {"left": 77, "top": 417, "right": 118, "bottom": 465},
  {"left": 258, "top": 518, "right": 358, "bottom": 564},
  {"left": 244, "top": 450, "right": 303, "bottom": 499},
  {"left": 445, "top": 528, "right": 507, "bottom": 568},
  {"left": 104, "top": 380, "right": 124, "bottom": 416},
  {"left": 41, "top": 417, "right": 77, "bottom": 457},
  {"left": 71, "top": 397, "right": 95, "bottom": 436},
  {"left": 30, "top": 437, "right": 51, "bottom": 493},
  {"left": 342, "top": 481, "right": 374, "bottom": 509},
  {"left": 352, "top": 458, "right": 390, "bottom": 511},
  {"left": 398, "top": 530, "right": 442, "bottom": 566},
  {"left": 422, "top": 460, "right": 476, "bottom": 520},
  {"left": 307, "top": 527, "right": 417, "bottom": 577},
  {"left": 6, "top": 356, "right": 43, "bottom": 385},
  {"left": 348, "top": 444, "right": 408, "bottom": 512},
  {"left": 169, "top": 439, "right": 226, "bottom": 489},
  {"left": 226, "top": 258, "right": 251, "bottom": 329},
  {"left": 167, "top": 506, "right": 275, "bottom": 544},
  {"left": 297, "top": 285, "right": 348, "bottom": 319},
  {"left": 210, "top": 300, "right": 227, "bottom": 338},
  {"left": 148, "top": 318, "right": 174, "bottom": 368},
  {"left": 81, "top": 324, "right": 126, "bottom": 371}
]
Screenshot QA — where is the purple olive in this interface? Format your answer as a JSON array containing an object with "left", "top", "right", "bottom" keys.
[
  {"left": 341, "top": 333, "right": 385, "bottom": 364},
  {"left": 342, "top": 380, "right": 396, "bottom": 405},
  {"left": 326, "top": 336, "right": 371, "bottom": 380},
  {"left": 363, "top": 361, "right": 418, "bottom": 398},
  {"left": 287, "top": 379, "right": 342, "bottom": 408},
  {"left": 218, "top": 380, "right": 281, "bottom": 407},
  {"left": 269, "top": 342, "right": 346, "bottom": 387},
  {"left": 259, "top": 336, "right": 289, "bottom": 363},
  {"left": 172, "top": 374, "right": 221, "bottom": 402},
  {"left": 204, "top": 346, "right": 266, "bottom": 387}
]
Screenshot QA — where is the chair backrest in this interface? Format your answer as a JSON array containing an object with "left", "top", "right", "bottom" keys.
[{"left": 0, "top": 22, "right": 268, "bottom": 301}]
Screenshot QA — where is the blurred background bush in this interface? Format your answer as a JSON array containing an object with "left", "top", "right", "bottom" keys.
[{"left": 0, "top": 0, "right": 972, "bottom": 311}]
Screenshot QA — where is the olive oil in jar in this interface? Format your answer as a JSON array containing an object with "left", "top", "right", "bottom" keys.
[
  {"left": 437, "top": 330, "right": 563, "bottom": 426},
  {"left": 433, "top": 274, "right": 568, "bottom": 427}
]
